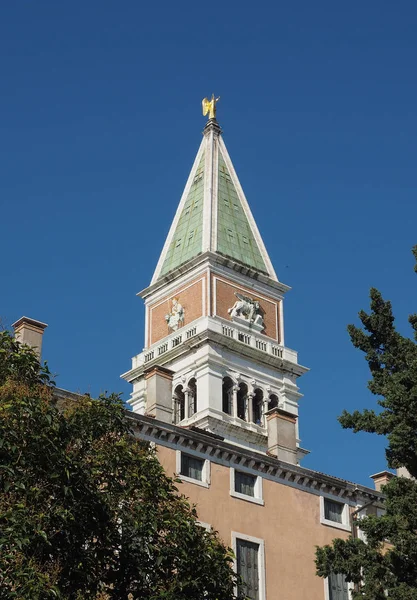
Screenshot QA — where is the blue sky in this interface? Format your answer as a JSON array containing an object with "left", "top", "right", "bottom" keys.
[{"left": 2, "top": 2, "right": 416, "bottom": 486}]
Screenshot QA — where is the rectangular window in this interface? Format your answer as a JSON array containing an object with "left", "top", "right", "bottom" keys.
[
  {"left": 230, "top": 468, "right": 263, "bottom": 505},
  {"left": 181, "top": 453, "right": 203, "bottom": 481},
  {"left": 175, "top": 238, "right": 182, "bottom": 248},
  {"left": 235, "top": 471, "right": 256, "bottom": 497},
  {"left": 320, "top": 496, "right": 350, "bottom": 531},
  {"left": 176, "top": 451, "right": 210, "bottom": 488},
  {"left": 324, "top": 499, "right": 343, "bottom": 523},
  {"left": 328, "top": 572, "right": 349, "bottom": 600}
]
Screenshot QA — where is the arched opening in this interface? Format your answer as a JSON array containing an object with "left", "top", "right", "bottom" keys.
[
  {"left": 222, "top": 376, "right": 234, "bottom": 415},
  {"left": 173, "top": 385, "right": 185, "bottom": 424},
  {"left": 188, "top": 378, "right": 197, "bottom": 417},
  {"left": 237, "top": 382, "right": 248, "bottom": 421},
  {"left": 268, "top": 394, "right": 279, "bottom": 411},
  {"left": 252, "top": 388, "right": 264, "bottom": 425}
]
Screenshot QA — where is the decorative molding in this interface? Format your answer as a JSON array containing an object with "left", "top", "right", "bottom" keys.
[
  {"left": 129, "top": 412, "right": 384, "bottom": 505},
  {"left": 141, "top": 251, "right": 291, "bottom": 302}
]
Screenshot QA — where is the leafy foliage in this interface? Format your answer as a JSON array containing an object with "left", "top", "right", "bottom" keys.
[
  {"left": 0, "top": 331, "right": 239, "bottom": 599},
  {"left": 316, "top": 246, "right": 417, "bottom": 599}
]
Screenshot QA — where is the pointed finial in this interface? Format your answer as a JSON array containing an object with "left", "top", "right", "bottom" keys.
[{"left": 202, "top": 94, "right": 220, "bottom": 120}]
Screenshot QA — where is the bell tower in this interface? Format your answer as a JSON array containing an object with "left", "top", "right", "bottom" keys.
[{"left": 122, "top": 99, "right": 308, "bottom": 460}]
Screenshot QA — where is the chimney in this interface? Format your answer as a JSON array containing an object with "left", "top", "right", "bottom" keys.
[
  {"left": 266, "top": 407, "right": 298, "bottom": 465},
  {"left": 396, "top": 466, "right": 412, "bottom": 479},
  {"left": 144, "top": 365, "right": 174, "bottom": 423},
  {"left": 12, "top": 316, "right": 48, "bottom": 359},
  {"left": 370, "top": 470, "right": 395, "bottom": 491}
]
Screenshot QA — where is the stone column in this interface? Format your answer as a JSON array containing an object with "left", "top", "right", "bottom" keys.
[
  {"left": 263, "top": 398, "right": 269, "bottom": 427},
  {"left": 232, "top": 385, "right": 238, "bottom": 419},
  {"left": 172, "top": 396, "right": 178, "bottom": 424},
  {"left": 184, "top": 387, "right": 190, "bottom": 420},
  {"left": 247, "top": 393, "right": 254, "bottom": 423}
]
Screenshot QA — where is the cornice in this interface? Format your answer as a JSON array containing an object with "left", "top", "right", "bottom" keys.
[
  {"left": 128, "top": 412, "right": 384, "bottom": 504},
  {"left": 53, "top": 387, "right": 383, "bottom": 504},
  {"left": 140, "top": 252, "right": 291, "bottom": 300}
]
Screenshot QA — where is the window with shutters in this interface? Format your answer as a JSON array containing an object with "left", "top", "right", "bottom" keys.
[
  {"left": 327, "top": 572, "right": 349, "bottom": 600},
  {"left": 320, "top": 496, "right": 350, "bottom": 531},
  {"left": 233, "top": 533, "right": 265, "bottom": 600},
  {"left": 230, "top": 468, "right": 264, "bottom": 505},
  {"left": 176, "top": 451, "right": 210, "bottom": 488}
]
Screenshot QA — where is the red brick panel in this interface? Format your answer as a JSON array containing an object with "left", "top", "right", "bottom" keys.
[
  {"left": 149, "top": 277, "right": 205, "bottom": 346},
  {"left": 213, "top": 276, "right": 279, "bottom": 342}
]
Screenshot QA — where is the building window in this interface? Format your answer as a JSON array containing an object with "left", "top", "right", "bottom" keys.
[
  {"left": 222, "top": 376, "right": 234, "bottom": 415},
  {"left": 237, "top": 382, "right": 248, "bottom": 421},
  {"left": 232, "top": 533, "right": 266, "bottom": 600},
  {"left": 268, "top": 394, "right": 278, "bottom": 410},
  {"left": 236, "top": 471, "right": 256, "bottom": 496},
  {"left": 327, "top": 572, "right": 349, "bottom": 600},
  {"left": 176, "top": 451, "right": 210, "bottom": 488},
  {"left": 230, "top": 468, "right": 263, "bottom": 505},
  {"left": 181, "top": 453, "right": 203, "bottom": 480},
  {"left": 173, "top": 384, "right": 185, "bottom": 424},
  {"left": 252, "top": 388, "right": 263, "bottom": 425},
  {"left": 325, "top": 499, "right": 343, "bottom": 523},
  {"left": 320, "top": 496, "right": 350, "bottom": 531},
  {"left": 188, "top": 378, "right": 197, "bottom": 417}
]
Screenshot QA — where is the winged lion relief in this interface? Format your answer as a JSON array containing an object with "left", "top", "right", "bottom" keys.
[{"left": 228, "top": 293, "right": 264, "bottom": 329}]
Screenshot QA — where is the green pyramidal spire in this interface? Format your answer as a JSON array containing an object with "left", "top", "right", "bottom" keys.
[{"left": 152, "top": 118, "right": 277, "bottom": 283}]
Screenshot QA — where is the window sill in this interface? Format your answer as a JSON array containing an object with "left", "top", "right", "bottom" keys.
[
  {"left": 320, "top": 517, "right": 350, "bottom": 532},
  {"left": 230, "top": 490, "right": 264, "bottom": 505},
  {"left": 179, "top": 474, "right": 209, "bottom": 488}
]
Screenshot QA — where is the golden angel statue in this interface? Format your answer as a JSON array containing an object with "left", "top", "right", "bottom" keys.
[{"left": 202, "top": 94, "right": 220, "bottom": 120}]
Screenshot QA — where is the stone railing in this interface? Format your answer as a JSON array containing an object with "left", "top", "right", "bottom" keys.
[{"left": 132, "top": 316, "right": 298, "bottom": 369}]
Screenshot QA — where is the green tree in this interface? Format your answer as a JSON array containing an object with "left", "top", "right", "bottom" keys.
[
  {"left": 316, "top": 246, "right": 417, "bottom": 599},
  {"left": 0, "top": 331, "right": 240, "bottom": 600}
]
